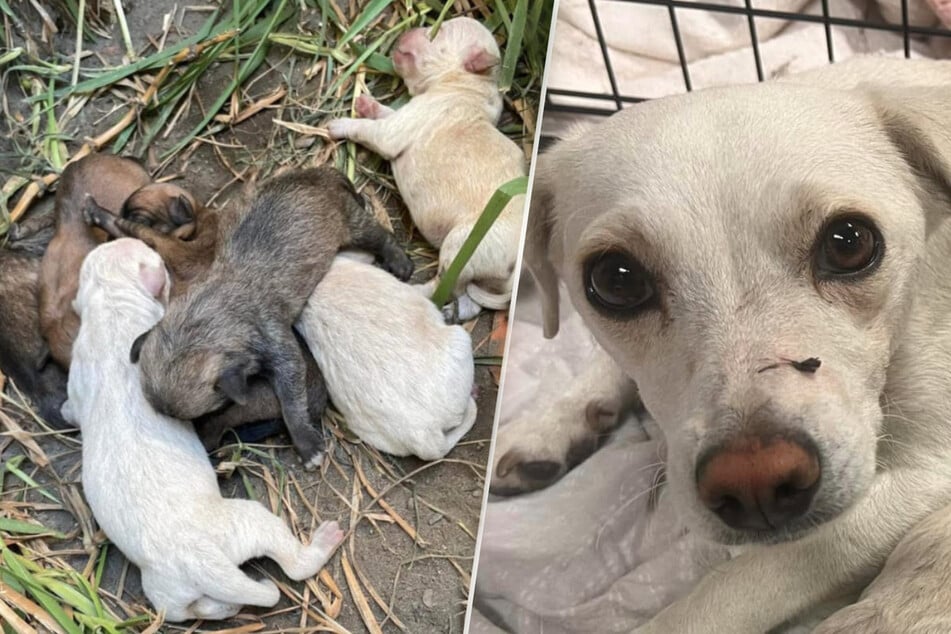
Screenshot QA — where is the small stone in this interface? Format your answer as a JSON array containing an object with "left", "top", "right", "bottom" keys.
[
  {"left": 422, "top": 589, "right": 435, "bottom": 608},
  {"left": 428, "top": 513, "right": 444, "bottom": 525}
]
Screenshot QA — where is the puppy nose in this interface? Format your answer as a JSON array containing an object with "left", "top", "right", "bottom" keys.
[{"left": 695, "top": 434, "right": 820, "bottom": 531}]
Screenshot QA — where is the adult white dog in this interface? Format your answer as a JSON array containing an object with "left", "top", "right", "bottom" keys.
[{"left": 522, "top": 57, "right": 951, "bottom": 632}]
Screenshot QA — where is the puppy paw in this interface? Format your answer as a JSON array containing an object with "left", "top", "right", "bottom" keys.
[
  {"left": 355, "top": 95, "right": 382, "bottom": 119},
  {"left": 303, "top": 451, "right": 324, "bottom": 471},
  {"left": 7, "top": 223, "right": 23, "bottom": 241},
  {"left": 441, "top": 295, "right": 482, "bottom": 323},
  {"left": 381, "top": 248, "right": 414, "bottom": 282},
  {"left": 327, "top": 118, "right": 356, "bottom": 140},
  {"left": 312, "top": 520, "right": 345, "bottom": 552}
]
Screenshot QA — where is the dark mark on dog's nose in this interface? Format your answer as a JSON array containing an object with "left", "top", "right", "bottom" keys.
[
  {"left": 758, "top": 357, "right": 822, "bottom": 374},
  {"left": 696, "top": 433, "right": 821, "bottom": 531}
]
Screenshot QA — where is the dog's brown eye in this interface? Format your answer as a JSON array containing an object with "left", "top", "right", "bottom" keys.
[
  {"left": 816, "top": 216, "right": 882, "bottom": 277},
  {"left": 584, "top": 251, "right": 656, "bottom": 315}
]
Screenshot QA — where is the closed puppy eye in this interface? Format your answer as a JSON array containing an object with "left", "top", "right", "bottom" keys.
[
  {"left": 583, "top": 250, "right": 657, "bottom": 316},
  {"left": 813, "top": 214, "right": 884, "bottom": 279}
]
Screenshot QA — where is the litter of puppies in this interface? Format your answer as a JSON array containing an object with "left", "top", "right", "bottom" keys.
[{"left": 0, "top": 11, "right": 528, "bottom": 626}]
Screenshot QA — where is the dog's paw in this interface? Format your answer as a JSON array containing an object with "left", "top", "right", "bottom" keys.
[
  {"left": 490, "top": 397, "right": 633, "bottom": 497},
  {"left": 7, "top": 223, "right": 24, "bottom": 241},
  {"left": 812, "top": 602, "right": 883, "bottom": 634},
  {"left": 441, "top": 295, "right": 483, "bottom": 324},
  {"left": 327, "top": 118, "right": 356, "bottom": 140},
  {"left": 312, "top": 520, "right": 345, "bottom": 551},
  {"left": 303, "top": 451, "right": 324, "bottom": 471},
  {"left": 381, "top": 248, "right": 414, "bottom": 282},
  {"left": 355, "top": 95, "right": 382, "bottom": 119}
]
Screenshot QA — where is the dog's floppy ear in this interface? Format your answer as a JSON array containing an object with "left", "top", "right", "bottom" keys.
[
  {"left": 169, "top": 194, "right": 195, "bottom": 226},
  {"left": 216, "top": 363, "right": 254, "bottom": 406},
  {"left": 130, "top": 329, "right": 152, "bottom": 363},
  {"left": 525, "top": 160, "right": 561, "bottom": 338},
  {"left": 139, "top": 261, "right": 169, "bottom": 304},
  {"left": 463, "top": 44, "right": 500, "bottom": 74},
  {"left": 869, "top": 85, "right": 951, "bottom": 232}
]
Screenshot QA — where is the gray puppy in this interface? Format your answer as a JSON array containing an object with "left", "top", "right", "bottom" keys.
[
  {"left": 131, "top": 167, "right": 413, "bottom": 468},
  {"left": 0, "top": 247, "right": 69, "bottom": 428}
]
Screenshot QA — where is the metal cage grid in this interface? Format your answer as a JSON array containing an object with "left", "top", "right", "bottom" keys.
[{"left": 545, "top": 0, "right": 951, "bottom": 118}]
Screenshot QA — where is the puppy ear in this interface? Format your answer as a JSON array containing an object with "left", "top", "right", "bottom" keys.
[
  {"left": 169, "top": 195, "right": 195, "bottom": 226},
  {"left": 138, "top": 261, "right": 169, "bottom": 303},
  {"left": 130, "top": 329, "right": 152, "bottom": 363},
  {"left": 869, "top": 85, "right": 951, "bottom": 233},
  {"left": 216, "top": 364, "right": 252, "bottom": 406},
  {"left": 525, "top": 161, "right": 561, "bottom": 338},
  {"left": 463, "top": 44, "right": 499, "bottom": 74}
]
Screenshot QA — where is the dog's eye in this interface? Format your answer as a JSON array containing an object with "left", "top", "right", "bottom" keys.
[
  {"left": 815, "top": 215, "right": 883, "bottom": 278},
  {"left": 584, "top": 251, "right": 656, "bottom": 315}
]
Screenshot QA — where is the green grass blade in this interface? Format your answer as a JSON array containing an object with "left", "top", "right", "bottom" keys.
[
  {"left": 0, "top": 517, "right": 66, "bottom": 538},
  {"left": 431, "top": 176, "right": 527, "bottom": 307},
  {"left": 497, "top": 0, "right": 527, "bottom": 93},
  {"left": 336, "top": 0, "right": 394, "bottom": 49},
  {"left": 161, "top": 0, "right": 293, "bottom": 159}
]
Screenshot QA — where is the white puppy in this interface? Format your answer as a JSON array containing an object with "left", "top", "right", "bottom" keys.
[
  {"left": 327, "top": 17, "right": 526, "bottom": 321},
  {"left": 63, "top": 238, "right": 344, "bottom": 622},
  {"left": 524, "top": 57, "right": 951, "bottom": 632},
  {"left": 295, "top": 253, "right": 477, "bottom": 460}
]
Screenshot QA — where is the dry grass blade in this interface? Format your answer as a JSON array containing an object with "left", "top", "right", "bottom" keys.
[{"left": 340, "top": 553, "right": 382, "bottom": 634}]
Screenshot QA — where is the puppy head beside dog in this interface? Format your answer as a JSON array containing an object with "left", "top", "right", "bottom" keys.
[
  {"left": 129, "top": 296, "right": 261, "bottom": 421},
  {"left": 392, "top": 17, "right": 501, "bottom": 96},
  {"left": 527, "top": 75, "right": 951, "bottom": 545},
  {"left": 122, "top": 183, "right": 199, "bottom": 239},
  {"left": 74, "top": 238, "right": 170, "bottom": 316}
]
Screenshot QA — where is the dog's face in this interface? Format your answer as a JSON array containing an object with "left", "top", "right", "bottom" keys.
[
  {"left": 122, "top": 183, "right": 198, "bottom": 239},
  {"left": 392, "top": 17, "right": 500, "bottom": 95},
  {"left": 528, "top": 79, "right": 951, "bottom": 544},
  {"left": 131, "top": 293, "right": 260, "bottom": 422},
  {"left": 74, "top": 238, "right": 170, "bottom": 315}
]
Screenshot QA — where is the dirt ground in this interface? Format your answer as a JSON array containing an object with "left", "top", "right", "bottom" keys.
[{"left": 0, "top": 1, "right": 530, "bottom": 631}]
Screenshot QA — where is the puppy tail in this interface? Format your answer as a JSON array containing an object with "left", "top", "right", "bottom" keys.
[
  {"left": 465, "top": 282, "right": 511, "bottom": 311},
  {"left": 440, "top": 397, "right": 479, "bottom": 457},
  {"left": 187, "top": 554, "right": 280, "bottom": 609}
]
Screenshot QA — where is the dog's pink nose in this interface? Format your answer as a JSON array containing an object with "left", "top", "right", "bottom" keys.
[{"left": 695, "top": 434, "right": 820, "bottom": 532}]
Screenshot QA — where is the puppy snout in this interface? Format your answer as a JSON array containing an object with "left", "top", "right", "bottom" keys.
[
  {"left": 695, "top": 433, "right": 820, "bottom": 532},
  {"left": 394, "top": 28, "right": 426, "bottom": 53}
]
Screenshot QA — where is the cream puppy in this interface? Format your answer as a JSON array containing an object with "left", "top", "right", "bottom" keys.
[
  {"left": 327, "top": 17, "right": 526, "bottom": 321},
  {"left": 63, "top": 238, "right": 343, "bottom": 622},
  {"left": 295, "top": 253, "right": 477, "bottom": 460}
]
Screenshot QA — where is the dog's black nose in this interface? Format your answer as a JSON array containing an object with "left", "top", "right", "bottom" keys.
[{"left": 695, "top": 433, "right": 820, "bottom": 531}]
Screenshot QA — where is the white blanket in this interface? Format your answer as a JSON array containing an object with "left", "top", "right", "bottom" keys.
[{"left": 547, "top": 0, "right": 937, "bottom": 111}]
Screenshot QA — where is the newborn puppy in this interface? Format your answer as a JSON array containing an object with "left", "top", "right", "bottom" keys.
[
  {"left": 121, "top": 182, "right": 199, "bottom": 239},
  {"left": 328, "top": 17, "right": 526, "bottom": 321},
  {"left": 39, "top": 154, "right": 151, "bottom": 368},
  {"left": 64, "top": 238, "right": 343, "bottom": 622},
  {"left": 132, "top": 168, "right": 413, "bottom": 469},
  {"left": 296, "top": 253, "right": 477, "bottom": 460},
  {"left": 0, "top": 248, "right": 69, "bottom": 428},
  {"left": 84, "top": 184, "right": 217, "bottom": 298}
]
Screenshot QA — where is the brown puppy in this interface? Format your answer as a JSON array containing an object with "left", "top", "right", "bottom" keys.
[
  {"left": 84, "top": 185, "right": 217, "bottom": 298},
  {"left": 130, "top": 167, "right": 413, "bottom": 468},
  {"left": 0, "top": 247, "right": 70, "bottom": 428},
  {"left": 39, "top": 154, "right": 152, "bottom": 368},
  {"left": 122, "top": 183, "right": 199, "bottom": 239}
]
